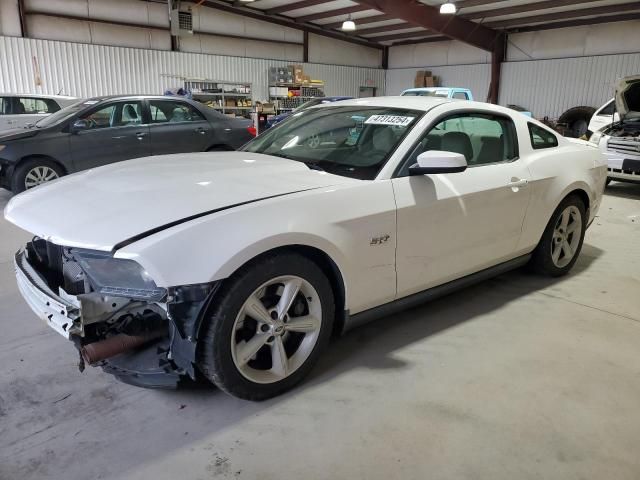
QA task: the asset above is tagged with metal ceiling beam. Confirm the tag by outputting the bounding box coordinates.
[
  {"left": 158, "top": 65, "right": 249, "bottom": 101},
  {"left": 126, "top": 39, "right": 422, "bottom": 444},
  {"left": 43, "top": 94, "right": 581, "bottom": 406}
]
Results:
[
  {"left": 354, "top": 0, "right": 500, "bottom": 51},
  {"left": 390, "top": 36, "right": 454, "bottom": 47},
  {"left": 455, "top": 0, "right": 511, "bottom": 8},
  {"left": 370, "top": 30, "right": 441, "bottom": 42},
  {"left": 200, "top": 0, "right": 383, "bottom": 49},
  {"left": 464, "top": 0, "right": 607, "bottom": 20},
  {"left": 486, "top": 2, "right": 640, "bottom": 29},
  {"left": 508, "top": 11, "right": 640, "bottom": 33},
  {"left": 266, "top": 0, "right": 332, "bottom": 15},
  {"left": 295, "top": 5, "right": 371, "bottom": 23},
  {"left": 351, "top": 22, "right": 413, "bottom": 36},
  {"left": 323, "top": 14, "right": 394, "bottom": 30}
]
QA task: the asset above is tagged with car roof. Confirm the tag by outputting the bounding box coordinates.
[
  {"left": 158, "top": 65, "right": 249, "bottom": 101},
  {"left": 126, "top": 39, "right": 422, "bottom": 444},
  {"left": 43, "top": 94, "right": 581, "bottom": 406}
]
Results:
[
  {"left": 313, "top": 95, "right": 454, "bottom": 111},
  {"left": 0, "top": 93, "right": 77, "bottom": 100},
  {"left": 83, "top": 94, "right": 196, "bottom": 101}
]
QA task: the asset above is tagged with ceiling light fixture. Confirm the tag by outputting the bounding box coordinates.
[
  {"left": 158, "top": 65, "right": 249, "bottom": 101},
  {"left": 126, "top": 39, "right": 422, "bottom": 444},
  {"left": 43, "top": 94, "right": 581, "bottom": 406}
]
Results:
[
  {"left": 342, "top": 15, "right": 356, "bottom": 31},
  {"left": 440, "top": 1, "right": 456, "bottom": 14}
]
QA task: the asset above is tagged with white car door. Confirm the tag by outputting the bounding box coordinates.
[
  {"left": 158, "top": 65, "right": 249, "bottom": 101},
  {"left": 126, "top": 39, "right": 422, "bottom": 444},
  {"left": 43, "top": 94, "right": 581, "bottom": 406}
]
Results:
[{"left": 392, "top": 112, "right": 531, "bottom": 298}]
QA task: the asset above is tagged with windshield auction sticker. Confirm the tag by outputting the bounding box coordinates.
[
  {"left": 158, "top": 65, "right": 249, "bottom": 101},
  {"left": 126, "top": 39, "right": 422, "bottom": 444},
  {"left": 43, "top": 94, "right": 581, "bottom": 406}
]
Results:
[{"left": 365, "top": 115, "right": 415, "bottom": 127}]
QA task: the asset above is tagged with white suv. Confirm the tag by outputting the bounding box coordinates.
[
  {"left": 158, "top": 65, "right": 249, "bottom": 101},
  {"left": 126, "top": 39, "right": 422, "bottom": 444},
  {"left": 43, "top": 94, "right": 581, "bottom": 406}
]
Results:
[
  {"left": 0, "top": 94, "right": 77, "bottom": 132},
  {"left": 590, "top": 76, "right": 640, "bottom": 185}
]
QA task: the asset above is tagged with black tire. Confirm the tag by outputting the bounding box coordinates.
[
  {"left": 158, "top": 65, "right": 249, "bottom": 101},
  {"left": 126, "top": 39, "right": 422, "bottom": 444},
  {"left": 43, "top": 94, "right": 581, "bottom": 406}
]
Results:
[
  {"left": 11, "top": 158, "right": 64, "bottom": 193},
  {"left": 206, "top": 145, "right": 231, "bottom": 152},
  {"left": 558, "top": 106, "right": 596, "bottom": 138},
  {"left": 197, "top": 252, "right": 335, "bottom": 401},
  {"left": 529, "top": 195, "right": 587, "bottom": 277}
]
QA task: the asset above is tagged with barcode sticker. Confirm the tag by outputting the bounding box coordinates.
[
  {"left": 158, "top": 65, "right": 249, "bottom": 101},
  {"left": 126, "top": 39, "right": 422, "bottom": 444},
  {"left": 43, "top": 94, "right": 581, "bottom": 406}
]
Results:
[{"left": 365, "top": 115, "right": 415, "bottom": 127}]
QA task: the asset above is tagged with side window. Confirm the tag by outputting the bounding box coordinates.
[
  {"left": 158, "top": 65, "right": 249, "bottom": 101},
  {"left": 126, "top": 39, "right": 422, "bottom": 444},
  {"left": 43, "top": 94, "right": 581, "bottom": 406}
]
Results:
[
  {"left": 399, "top": 113, "right": 518, "bottom": 176},
  {"left": 0, "top": 97, "right": 10, "bottom": 115},
  {"left": 149, "top": 100, "right": 205, "bottom": 124},
  {"left": 528, "top": 123, "right": 558, "bottom": 149},
  {"left": 18, "top": 97, "right": 57, "bottom": 114},
  {"left": 599, "top": 100, "right": 615, "bottom": 116},
  {"left": 80, "top": 102, "right": 143, "bottom": 129},
  {"left": 452, "top": 91, "right": 469, "bottom": 100}
]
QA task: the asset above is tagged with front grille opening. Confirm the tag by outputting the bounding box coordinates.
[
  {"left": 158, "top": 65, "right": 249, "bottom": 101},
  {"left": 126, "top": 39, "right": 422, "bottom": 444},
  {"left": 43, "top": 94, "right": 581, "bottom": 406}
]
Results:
[{"left": 26, "top": 239, "right": 89, "bottom": 295}]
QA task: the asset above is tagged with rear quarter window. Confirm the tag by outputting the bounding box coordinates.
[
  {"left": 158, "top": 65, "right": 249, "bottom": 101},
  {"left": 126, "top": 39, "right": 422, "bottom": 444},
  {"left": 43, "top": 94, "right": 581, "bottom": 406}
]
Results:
[{"left": 528, "top": 123, "right": 558, "bottom": 149}]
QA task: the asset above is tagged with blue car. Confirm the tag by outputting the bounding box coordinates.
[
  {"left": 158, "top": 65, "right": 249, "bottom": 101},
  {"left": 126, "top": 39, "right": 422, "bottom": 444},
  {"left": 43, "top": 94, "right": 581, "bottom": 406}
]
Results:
[{"left": 267, "top": 96, "right": 353, "bottom": 128}]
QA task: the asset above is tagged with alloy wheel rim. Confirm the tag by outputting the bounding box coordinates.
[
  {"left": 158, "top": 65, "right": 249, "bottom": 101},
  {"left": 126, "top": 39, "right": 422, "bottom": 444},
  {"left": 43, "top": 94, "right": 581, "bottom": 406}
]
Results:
[
  {"left": 231, "top": 275, "right": 322, "bottom": 384},
  {"left": 307, "top": 134, "right": 321, "bottom": 148},
  {"left": 551, "top": 205, "right": 582, "bottom": 268},
  {"left": 24, "top": 166, "right": 58, "bottom": 189}
]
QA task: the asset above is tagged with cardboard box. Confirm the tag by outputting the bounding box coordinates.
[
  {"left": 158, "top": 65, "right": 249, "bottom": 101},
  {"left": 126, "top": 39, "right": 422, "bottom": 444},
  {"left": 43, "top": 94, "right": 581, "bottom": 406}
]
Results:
[
  {"left": 424, "top": 76, "right": 435, "bottom": 87},
  {"left": 225, "top": 99, "right": 236, "bottom": 107}
]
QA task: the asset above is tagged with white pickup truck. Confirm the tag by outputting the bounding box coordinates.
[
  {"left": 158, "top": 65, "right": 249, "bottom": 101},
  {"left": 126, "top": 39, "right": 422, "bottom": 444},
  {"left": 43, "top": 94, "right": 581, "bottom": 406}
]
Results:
[{"left": 589, "top": 76, "right": 640, "bottom": 185}]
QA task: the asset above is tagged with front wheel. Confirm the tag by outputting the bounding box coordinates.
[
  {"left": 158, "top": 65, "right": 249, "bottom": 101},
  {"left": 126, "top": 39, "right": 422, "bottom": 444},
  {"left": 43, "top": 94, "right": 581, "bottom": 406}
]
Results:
[
  {"left": 529, "top": 195, "right": 586, "bottom": 276},
  {"left": 197, "top": 253, "right": 335, "bottom": 400},
  {"left": 12, "top": 158, "right": 64, "bottom": 193}
]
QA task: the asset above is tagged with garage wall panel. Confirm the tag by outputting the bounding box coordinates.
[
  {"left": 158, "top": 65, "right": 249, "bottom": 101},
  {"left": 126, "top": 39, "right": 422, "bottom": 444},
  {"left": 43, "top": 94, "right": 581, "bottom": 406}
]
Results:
[
  {"left": 308, "top": 33, "right": 382, "bottom": 68},
  {"left": 0, "top": 35, "right": 385, "bottom": 101},
  {"left": 508, "top": 21, "right": 640, "bottom": 61},
  {"left": 386, "top": 64, "right": 491, "bottom": 100},
  {"left": 389, "top": 41, "right": 490, "bottom": 69},
  {"left": 0, "top": 0, "right": 21, "bottom": 37},
  {"left": 499, "top": 53, "right": 640, "bottom": 118}
]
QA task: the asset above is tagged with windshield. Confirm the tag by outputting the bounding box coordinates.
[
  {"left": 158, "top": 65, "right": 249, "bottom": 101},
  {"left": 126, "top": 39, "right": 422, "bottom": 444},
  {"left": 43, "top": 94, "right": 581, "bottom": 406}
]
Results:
[
  {"left": 35, "top": 99, "right": 93, "bottom": 128},
  {"left": 403, "top": 90, "right": 447, "bottom": 97},
  {"left": 242, "top": 106, "right": 421, "bottom": 180}
]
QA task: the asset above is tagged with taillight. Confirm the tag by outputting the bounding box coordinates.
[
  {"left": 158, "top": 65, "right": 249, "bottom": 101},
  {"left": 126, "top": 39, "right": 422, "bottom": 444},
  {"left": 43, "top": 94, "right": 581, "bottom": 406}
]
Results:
[{"left": 247, "top": 126, "right": 257, "bottom": 137}]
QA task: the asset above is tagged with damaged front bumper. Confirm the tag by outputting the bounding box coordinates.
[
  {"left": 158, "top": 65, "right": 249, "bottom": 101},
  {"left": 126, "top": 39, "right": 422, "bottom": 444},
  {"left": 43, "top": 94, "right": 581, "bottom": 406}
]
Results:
[{"left": 14, "top": 246, "right": 220, "bottom": 389}]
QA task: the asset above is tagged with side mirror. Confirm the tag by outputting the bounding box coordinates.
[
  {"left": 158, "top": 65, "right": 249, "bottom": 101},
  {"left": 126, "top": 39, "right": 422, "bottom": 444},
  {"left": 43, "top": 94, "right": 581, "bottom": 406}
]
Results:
[
  {"left": 71, "top": 119, "right": 89, "bottom": 133},
  {"left": 408, "top": 150, "right": 468, "bottom": 175}
]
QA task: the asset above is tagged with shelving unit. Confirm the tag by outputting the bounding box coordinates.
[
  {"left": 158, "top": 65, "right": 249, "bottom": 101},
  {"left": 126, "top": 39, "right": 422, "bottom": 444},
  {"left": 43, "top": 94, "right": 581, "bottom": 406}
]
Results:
[
  {"left": 184, "top": 79, "right": 253, "bottom": 117},
  {"left": 268, "top": 83, "right": 325, "bottom": 113}
]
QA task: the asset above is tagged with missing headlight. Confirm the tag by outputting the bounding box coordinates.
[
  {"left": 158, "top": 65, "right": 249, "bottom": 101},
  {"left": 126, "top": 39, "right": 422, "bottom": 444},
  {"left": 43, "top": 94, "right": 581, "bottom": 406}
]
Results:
[{"left": 73, "top": 250, "right": 166, "bottom": 302}]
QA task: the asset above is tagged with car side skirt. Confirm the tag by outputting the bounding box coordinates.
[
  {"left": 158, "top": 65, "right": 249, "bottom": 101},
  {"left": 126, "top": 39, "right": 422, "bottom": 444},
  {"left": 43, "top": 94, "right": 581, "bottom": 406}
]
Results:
[{"left": 343, "top": 254, "right": 532, "bottom": 333}]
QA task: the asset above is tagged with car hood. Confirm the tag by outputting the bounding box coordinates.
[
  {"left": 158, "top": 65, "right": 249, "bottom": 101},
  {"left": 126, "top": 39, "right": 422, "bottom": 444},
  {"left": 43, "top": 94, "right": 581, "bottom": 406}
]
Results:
[
  {"left": 0, "top": 127, "right": 39, "bottom": 141},
  {"left": 615, "top": 75, "right": 640, "bottom": 121},
  {"left": 4, "top": 152, "right": 356, "bottom": 251}
]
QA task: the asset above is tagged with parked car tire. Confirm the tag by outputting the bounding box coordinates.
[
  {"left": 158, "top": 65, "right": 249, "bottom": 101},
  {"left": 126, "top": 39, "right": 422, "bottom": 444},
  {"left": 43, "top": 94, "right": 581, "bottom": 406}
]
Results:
[
  {"left": 11, "top": 158, "right": 64, "bottom": 193},
  {"left": 197, "top": 252, "right": 335, "bottom": 400},
  {"left": 529, "top": 195, "right": 586, "bottom": 277},
  {"left": 558, "top": 106, "right": 596, "bottom": 138}
]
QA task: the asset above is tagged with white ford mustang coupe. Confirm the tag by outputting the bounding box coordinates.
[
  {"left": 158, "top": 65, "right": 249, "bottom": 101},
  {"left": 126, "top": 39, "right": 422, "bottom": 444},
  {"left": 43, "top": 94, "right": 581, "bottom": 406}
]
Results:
[{"left": 5, "top": 97, "right": 606, "bottom": 400}]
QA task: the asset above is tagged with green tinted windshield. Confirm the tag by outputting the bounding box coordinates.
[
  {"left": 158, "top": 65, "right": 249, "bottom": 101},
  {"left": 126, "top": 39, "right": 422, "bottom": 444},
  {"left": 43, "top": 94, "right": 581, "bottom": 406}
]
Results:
[
  {"left": 35, "top": 99, "right": 94, "bottom": 128},
  {"left": 242, "top": 106, "right": 421, "bottom": 180}
]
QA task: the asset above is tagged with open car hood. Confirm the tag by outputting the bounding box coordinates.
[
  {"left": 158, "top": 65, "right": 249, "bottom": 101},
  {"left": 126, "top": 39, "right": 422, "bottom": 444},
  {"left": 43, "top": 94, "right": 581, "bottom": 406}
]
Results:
[
  {"left": 4, "top": 152, "right": 354, "bottom": 251},
  {"left": 615, "top": 75, "right": 640, "bottom": 122}
]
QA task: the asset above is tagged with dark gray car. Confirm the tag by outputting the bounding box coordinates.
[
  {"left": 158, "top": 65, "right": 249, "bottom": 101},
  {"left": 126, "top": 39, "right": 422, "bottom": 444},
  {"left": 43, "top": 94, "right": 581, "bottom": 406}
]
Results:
[{"left": 0, "top": 95, "right": 255, "bottom": 192}]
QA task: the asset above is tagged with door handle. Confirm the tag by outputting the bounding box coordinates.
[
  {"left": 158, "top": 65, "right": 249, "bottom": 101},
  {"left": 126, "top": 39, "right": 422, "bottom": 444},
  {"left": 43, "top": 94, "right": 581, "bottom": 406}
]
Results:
[
  {"left": 508, "top": 178, "right": 529, "bottom": 190},
  {"left": 194, "top": 127, "right": 207, "bottom": 134},
  {"left": 136, "top": 132, "right": 147, "bottom": 140}
]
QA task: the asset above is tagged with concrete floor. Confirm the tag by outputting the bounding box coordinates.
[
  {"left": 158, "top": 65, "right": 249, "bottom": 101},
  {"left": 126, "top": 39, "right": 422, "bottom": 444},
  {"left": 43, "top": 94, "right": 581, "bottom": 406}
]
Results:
[{"left": 0, "top": 184, "right": 639, "bottom": 480}]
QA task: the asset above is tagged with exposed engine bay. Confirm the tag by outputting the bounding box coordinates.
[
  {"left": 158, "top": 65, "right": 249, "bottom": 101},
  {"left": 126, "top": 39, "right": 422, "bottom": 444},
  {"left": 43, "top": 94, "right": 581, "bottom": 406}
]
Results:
[
  {"left": 605, "top": 121, "right": 640, "bottom": 138},
  {"left": 17, "top": 237, "right": 218, "bottom": 388}
]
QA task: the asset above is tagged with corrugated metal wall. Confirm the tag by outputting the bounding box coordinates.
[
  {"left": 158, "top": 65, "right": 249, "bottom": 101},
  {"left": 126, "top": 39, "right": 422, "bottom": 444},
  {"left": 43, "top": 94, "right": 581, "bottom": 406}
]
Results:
[
  {"left": 0, "top": 35, "right": 385, "bottom": 101},
  {"left": 385, "top": 64, "right": 491, "bottom": 100},
  {"left": 499, "top": 53, "right": 640, "bottom": 118}
]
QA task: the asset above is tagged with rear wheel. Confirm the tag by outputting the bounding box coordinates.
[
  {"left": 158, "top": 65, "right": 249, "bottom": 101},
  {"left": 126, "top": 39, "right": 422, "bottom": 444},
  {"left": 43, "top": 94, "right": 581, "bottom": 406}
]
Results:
[
  {"left": 12, "top": 158, "right": 64, "bottom": 193},
  {"left": 197, "top": 253, "right": 334, "bottom": 400},
  {"left": 529, "top": 195, "right": 586, "bottom": 276}
]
